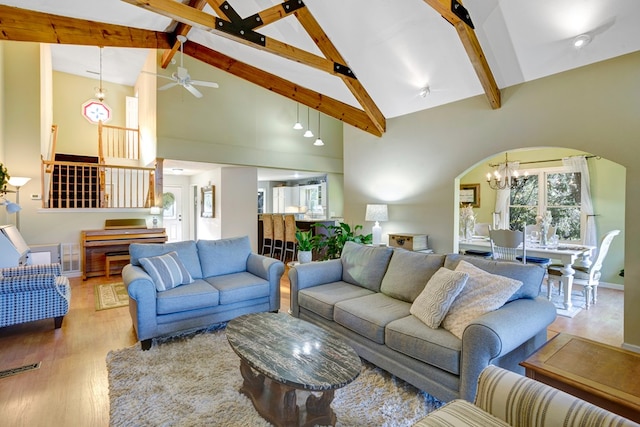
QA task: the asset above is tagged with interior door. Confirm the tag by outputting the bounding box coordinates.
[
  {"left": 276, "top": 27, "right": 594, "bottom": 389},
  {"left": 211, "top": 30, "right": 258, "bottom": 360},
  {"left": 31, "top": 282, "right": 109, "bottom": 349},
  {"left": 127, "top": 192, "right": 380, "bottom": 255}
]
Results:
[{"left": 163, "top": 185, "right": 182, "bottom": 242}]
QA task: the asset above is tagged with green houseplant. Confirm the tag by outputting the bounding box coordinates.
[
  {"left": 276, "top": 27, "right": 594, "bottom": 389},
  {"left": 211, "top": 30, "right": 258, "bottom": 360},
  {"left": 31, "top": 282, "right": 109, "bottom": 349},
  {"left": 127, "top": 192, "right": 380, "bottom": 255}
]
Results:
[
  {"left": 295, "top": 228, "right": 316, "bottom": 263},
  {"left": 314, "top": 222, "right": 372, "bottom": 260},
  {"left": 0, "top": 163, "right": 10, "bottom": 194}
]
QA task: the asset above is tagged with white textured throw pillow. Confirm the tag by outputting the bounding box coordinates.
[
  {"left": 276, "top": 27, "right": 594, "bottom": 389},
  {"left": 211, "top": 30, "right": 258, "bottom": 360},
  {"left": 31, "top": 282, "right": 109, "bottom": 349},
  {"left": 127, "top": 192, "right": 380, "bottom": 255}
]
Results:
[
  {"left": 139, "top": 251, "right": 194, "bottom": 292},
  {"left": 441, "top": 260, "right": 522, "bottom": 339},
  {"left": 410, "top": 267, "right": 469, "bottom": 329}
]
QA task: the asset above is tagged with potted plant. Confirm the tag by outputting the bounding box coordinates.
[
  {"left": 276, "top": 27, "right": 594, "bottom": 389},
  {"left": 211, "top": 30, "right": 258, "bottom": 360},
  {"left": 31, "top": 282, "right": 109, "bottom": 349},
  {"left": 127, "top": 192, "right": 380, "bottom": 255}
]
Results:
[
  {"left": 0, "top": 163, "right": 10, "bottom": 194},
  {"left": 313, "top": 222, "right": 373, "bottom": 260},
  {"left": 295, "top": 228, "right": 315, "bottom": 264}
]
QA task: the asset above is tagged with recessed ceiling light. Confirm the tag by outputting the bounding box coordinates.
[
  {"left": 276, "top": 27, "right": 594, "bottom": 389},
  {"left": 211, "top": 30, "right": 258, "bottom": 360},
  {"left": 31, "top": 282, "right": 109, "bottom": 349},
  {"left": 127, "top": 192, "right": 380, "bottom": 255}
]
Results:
[
  {"left": 419, "top": 85, "right": 430, "bottom": 98},
  {"left": 573, "top": 34, "right": 591, "bottom": 49}
]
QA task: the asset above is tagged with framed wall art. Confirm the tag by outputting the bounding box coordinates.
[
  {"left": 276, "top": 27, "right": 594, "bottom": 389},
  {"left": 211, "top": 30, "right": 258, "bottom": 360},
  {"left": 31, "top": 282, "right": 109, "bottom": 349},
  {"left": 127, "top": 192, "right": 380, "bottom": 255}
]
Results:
[
  {"left": 460, "top": 183, "right": 480, "bottom": 208},
  {"left": 201, "top": 185, "right": 214, "bottom": 218}
]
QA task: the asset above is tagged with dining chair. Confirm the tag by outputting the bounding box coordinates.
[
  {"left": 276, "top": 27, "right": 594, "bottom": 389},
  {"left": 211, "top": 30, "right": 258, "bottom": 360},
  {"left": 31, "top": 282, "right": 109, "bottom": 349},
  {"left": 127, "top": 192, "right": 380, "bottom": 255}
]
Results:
[
  {"left": 489, "top": 228, "right": 551, "bottom": 267},
  {"left": 271, "top": 214, "right": 285, "bottom": 260},
  {"left": 260, "top": 214, "right": 274, "bottom": 256},
  {"left": 547, "top": 229, "right": 620, "bottom": 309},
  {"left": 473, "top": 222, "right": 491, "bottom": 237},
  {"left": 282, "top": 214, "right": 297, "bottom": 263}
]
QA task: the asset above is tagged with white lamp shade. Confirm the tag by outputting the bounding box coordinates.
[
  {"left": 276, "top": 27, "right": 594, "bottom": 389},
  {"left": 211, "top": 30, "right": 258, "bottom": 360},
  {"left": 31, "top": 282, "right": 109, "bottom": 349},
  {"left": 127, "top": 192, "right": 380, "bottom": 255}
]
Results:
[
  {"left": 365, "top": 204, "right": 388, "bottom": 222},
  {"left": 8, "top": 177, "right": 31, "bottom": 187},
  {"left": 150, "top": 206, "right": 162, "bottom": 215}
]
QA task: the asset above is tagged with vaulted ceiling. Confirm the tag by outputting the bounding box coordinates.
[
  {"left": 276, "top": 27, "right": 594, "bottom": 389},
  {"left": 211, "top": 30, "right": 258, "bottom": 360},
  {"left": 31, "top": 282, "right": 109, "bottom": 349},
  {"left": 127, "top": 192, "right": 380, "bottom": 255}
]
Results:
[{"left": 1, "top": 0, "right": 639, "bottom": 137}]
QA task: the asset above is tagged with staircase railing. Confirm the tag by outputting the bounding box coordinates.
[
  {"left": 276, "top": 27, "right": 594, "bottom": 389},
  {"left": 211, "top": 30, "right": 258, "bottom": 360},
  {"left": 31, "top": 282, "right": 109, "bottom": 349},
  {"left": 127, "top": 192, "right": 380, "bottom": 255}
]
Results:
[
  {"left": 98, "top": 122, "right": 140, "bottom": 161},
  {"left": 41, "top": 160, "right": 158, "bottom": 209}
]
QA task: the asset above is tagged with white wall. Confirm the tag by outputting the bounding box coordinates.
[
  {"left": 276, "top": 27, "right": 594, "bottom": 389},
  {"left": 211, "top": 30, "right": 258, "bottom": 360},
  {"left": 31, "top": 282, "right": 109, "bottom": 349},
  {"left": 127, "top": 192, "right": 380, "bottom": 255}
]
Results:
[{"left": 343, "top": 52, "right": 640, "bottom": 349}]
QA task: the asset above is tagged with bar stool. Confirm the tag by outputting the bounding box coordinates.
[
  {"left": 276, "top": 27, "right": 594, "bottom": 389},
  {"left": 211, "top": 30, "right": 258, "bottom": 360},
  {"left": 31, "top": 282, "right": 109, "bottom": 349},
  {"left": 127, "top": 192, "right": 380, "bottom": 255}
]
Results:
[
  {"left": 260, "top": 214, "right": 274, "bottom": 256},
  {"left": 271, "top": 214, "right": 285, "bottom": 260},
  {"left": 282, "top": 214, "right": 297, "bottom": 263}
]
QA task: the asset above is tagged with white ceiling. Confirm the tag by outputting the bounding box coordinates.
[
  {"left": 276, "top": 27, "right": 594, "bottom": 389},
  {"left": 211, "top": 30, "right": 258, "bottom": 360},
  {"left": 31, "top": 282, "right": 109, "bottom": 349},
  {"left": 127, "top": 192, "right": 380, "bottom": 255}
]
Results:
[{"left": 3, "top": 0, "right": 639, "bottom": 119}]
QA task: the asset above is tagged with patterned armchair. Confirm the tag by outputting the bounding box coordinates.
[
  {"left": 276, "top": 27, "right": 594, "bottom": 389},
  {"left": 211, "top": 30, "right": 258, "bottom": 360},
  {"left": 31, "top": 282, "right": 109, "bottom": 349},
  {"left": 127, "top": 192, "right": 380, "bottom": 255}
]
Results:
[{"left": 0, "top": 263, "right": 71, "bottom": 329}]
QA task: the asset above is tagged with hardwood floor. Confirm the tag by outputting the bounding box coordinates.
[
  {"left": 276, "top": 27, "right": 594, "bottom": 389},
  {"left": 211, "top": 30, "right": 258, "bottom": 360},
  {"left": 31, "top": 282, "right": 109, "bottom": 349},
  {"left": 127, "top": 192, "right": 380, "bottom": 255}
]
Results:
[{"left": 0, "top": 268, "right": 624, "bottom": 426}]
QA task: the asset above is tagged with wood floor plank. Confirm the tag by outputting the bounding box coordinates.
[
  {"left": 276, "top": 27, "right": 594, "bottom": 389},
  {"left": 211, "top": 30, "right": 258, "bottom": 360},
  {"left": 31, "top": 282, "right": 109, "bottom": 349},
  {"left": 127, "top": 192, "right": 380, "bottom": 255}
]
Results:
[{"left": 0, "top": 268, "right": 625, "bottom": 426}]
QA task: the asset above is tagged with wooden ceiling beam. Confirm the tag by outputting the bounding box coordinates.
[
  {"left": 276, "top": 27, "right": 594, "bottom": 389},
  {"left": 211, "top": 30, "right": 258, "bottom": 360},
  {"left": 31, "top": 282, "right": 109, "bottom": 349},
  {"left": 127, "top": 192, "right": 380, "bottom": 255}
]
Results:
[
  {"left": 124, "top": 0, "right": 339, "bottom": 75},
  {"left": 422, "top": 0, "right": 501, "bottom": 109},
  {"left": 294, "top": 7, "right": 385, "bottom": 136},
  {"left": 0, "top": 5, "right": 172, "bottom": 49},
  {"left": 160, "top": 0, "right": 209, "bottom": 69},
  {"left": 184, "top": 41, "right": 383, "bottom": 137}
]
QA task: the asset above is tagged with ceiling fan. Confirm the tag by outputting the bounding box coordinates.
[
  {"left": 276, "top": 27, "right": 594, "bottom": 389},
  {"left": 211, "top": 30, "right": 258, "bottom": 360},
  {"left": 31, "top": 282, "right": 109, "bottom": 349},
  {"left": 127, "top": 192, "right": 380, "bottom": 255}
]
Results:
[{"left": 145, "top": 35, "right": 219, "bottom": 98}]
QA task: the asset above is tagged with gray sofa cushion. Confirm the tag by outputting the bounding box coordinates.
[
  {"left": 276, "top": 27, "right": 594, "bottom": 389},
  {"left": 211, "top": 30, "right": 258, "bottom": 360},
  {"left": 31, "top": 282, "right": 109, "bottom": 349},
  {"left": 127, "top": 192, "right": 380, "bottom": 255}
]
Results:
[
  {"left": 298, "top": 281, "right": 374, "bottom": 320},
  {"left": 205, "top": 272, "right": 270, "bottom": 305},
  {"left": 340, "top": 241, "right": 393, "bottom": 292},
  {"left": 334, "top": 293, "right": 411, "bottom": 344},
  {"left": 197, "top": 236, "right": 252, "bottom": 277},
  {"left": 444, "top": 254, "right": 545, "bottom": 301},
  {"left": 380, "top": 250, "right": 446, "bottom": 302},
  {"left": 130, "top": 240, "right": 203, "bottom": 279},
  {"left": 385, "top": 315, "right": 462, "bottom": 375},
  {"left": 156, "top": 279, "right": 219, "bottom": 314}
]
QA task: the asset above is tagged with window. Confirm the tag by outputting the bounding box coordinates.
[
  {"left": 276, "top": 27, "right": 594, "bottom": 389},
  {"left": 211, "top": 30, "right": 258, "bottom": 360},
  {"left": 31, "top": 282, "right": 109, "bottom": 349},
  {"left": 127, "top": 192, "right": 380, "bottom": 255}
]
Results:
[{"left": 509, "top": 167, "right": 582, "bottom": 241}]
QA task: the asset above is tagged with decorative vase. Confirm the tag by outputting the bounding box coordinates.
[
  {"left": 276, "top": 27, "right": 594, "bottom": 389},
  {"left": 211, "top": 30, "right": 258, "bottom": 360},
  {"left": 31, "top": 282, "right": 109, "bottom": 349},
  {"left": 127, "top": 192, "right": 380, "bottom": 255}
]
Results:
[
  {"left": 465, "top": 218, "right": 475, "bottom": 241},
  {"left": 298, "top": 250, "right": 312, "bottom": 264}
]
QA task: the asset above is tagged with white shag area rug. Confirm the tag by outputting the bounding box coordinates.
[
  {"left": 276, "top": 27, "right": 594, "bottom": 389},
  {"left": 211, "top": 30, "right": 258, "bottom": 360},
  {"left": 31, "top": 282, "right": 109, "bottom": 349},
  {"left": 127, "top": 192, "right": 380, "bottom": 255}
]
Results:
[{"left": 107, "top": 330, "right": 443, "bottom": 427}]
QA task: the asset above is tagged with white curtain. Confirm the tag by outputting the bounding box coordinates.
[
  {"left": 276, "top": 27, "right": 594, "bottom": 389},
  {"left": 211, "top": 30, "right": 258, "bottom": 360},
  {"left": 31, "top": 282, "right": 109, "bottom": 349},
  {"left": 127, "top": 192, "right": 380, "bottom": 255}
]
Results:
[
  {"left": 493, "top": 160, "right": 519, "bottom": 229},
  {"left": 563, "top": 156, "right": 597, "bottom": 247}
]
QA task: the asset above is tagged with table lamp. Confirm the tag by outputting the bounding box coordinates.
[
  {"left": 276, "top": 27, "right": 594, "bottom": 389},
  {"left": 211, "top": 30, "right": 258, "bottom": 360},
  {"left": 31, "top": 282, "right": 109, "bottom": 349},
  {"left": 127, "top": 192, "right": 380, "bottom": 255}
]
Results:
[
  {"left": 150, "top": 206, "right": 162, "bottom": 227},
  {"left": 365, "top": 204, "right": 388, "bottom": 245}
]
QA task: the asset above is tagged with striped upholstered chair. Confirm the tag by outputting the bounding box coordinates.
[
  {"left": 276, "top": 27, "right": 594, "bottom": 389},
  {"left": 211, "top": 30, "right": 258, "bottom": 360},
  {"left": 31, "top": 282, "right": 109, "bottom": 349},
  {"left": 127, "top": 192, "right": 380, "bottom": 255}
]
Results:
[
  {"left": 414, "top": 365, "right": 639, "bottom": 426},
  {"left": 0, "top": 263, "right": 71, "bottom": 329}
]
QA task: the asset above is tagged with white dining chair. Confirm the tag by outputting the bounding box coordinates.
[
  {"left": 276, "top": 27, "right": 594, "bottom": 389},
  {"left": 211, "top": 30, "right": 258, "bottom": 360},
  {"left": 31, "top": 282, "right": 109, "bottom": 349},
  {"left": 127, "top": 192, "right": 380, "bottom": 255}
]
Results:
[{"left": 547, "top": 229, "right": 620, "bottom": 309}]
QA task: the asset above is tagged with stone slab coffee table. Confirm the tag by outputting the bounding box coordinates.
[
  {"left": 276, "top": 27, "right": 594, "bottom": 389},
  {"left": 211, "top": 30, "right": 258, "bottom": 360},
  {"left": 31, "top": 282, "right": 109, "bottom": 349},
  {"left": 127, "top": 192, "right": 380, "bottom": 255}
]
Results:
[{"left": 226, "top": 312, "right": 362, "bottom": 427}]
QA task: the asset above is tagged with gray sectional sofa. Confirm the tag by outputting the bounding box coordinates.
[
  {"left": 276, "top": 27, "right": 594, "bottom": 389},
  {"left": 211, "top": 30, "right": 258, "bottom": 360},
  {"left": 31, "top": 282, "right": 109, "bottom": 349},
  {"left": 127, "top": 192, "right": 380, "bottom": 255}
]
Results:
[
  {"left": 289, "top": 242, "right": 557, "bottom": 402},
  {"left": 123, "top": 235, "right": 284, "bottom": 350}
]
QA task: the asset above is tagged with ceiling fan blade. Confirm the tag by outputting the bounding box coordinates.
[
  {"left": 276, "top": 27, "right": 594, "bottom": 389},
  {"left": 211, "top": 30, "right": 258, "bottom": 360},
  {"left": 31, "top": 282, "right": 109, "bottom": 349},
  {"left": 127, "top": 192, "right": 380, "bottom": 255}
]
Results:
[
  {"left": 190, "top": 80, "right": 219, "bottom": 88},
  {"left": 158, "top": 82, "right": 179, "bottom": 91},
  {"left": 183, "top": 83, "right": 203, "bottom": 98}
]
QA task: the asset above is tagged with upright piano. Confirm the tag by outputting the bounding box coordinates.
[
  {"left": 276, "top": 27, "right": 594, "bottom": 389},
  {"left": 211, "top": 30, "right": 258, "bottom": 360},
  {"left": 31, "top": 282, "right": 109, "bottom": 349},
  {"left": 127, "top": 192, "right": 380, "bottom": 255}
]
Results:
[{"left": 81, "top": 219, "right": 167, "bottom": 280}]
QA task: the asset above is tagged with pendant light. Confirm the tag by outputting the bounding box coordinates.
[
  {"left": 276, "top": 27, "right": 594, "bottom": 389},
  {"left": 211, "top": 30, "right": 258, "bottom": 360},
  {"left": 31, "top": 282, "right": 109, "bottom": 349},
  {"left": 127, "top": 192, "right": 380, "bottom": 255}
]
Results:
[
  {"left": 314, "top": 111, "right": 324, "bottom": 146},
  {"left": 303, "top": 107, "right": 314, "bottom": 138},
  {"left": 95, "top": 47, "right": 106, "bottom": 102},
  {"left": 293, "top": 103, "right": 303, "bottom": 130}
]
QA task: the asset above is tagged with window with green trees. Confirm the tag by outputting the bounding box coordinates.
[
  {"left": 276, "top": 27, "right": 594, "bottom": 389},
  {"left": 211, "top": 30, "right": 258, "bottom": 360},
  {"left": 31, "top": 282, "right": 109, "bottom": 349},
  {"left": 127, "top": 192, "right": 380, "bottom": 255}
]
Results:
[{"left": 509, "top": 168, "right": 582, "bottom": 241}]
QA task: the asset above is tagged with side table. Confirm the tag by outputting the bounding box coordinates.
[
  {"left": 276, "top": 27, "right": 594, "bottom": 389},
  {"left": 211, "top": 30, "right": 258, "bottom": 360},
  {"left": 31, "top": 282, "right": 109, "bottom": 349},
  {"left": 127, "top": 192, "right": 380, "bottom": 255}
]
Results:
[{"left": 520, "top": 333, "right": 640, "bottom": 422}]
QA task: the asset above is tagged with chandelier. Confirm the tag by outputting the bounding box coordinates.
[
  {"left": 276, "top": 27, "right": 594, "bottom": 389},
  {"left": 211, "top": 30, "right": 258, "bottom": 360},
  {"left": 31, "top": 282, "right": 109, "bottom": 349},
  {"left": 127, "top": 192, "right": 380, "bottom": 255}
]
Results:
[{"left": 486, "top": 153, "right": 529, "bottom": 190}]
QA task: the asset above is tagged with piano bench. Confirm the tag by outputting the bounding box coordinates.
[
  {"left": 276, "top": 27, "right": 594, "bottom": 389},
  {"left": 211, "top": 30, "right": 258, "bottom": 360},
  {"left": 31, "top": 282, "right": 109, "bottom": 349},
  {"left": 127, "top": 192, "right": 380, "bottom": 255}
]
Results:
[{"left": 105, "top": 251, "right": 130, "bottom": 279}]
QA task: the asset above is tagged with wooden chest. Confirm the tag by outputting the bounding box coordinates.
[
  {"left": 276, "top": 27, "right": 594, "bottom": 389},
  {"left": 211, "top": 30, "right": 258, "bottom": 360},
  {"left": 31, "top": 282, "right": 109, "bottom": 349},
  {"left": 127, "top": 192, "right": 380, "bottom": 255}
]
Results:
[{"left": 389, "top": 233, "right": 429, "bottom": 251}]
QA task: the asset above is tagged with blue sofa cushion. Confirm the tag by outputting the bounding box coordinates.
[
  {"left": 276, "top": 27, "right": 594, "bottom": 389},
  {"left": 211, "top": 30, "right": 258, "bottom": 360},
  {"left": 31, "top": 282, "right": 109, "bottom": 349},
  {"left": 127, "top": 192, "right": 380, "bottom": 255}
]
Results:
[
  {"left": 139, "top": 251, "right": 193, "bottom": 291},
  {"left": 340, "top": 241, "right": 393, "bottom": 292},
  {"left": 334, "top": 293, "right": 411, "bottom": 344},
  {"left": 444, "top": 254, "right": 545, "bottom": 301},
  {"left": 385, "top": 315, "right": 462, "bottom": 375},
  {"left": 156, "top": 279, "right": 219, "bottom": 315},
  {"left": 205, "top": 272, "right": 270, "bottom": 305},
  {"left": 197, "top": 236, "right": 252, "bottom": 278},
  {"left": 298, "top": 281, "right": 374, "bottom": 320},
  {"left": 129, "top": 240, "right": 203, "bottom": 279},
  {"left": 380, "top": 250, "right": 446, "bottom": 302}
]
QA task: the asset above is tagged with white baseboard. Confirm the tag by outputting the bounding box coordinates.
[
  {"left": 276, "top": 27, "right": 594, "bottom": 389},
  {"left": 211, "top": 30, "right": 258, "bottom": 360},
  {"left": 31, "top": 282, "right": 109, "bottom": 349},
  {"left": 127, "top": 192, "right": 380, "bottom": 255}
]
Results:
[
  {"left": 598, "top": 281, "right": 624, "bottom": 291},
  {"left": 621, "top": 342, "right": 640, "bottom": 354}
]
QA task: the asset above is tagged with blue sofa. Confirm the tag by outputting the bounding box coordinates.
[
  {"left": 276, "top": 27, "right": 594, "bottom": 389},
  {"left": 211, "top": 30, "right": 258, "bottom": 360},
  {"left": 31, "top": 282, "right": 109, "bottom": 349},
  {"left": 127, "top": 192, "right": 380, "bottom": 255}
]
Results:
[
  {"left": 0, "top": 263, "right": 71, "bottom": 329},
  {"left": 122, "top": 236, "right": 284, "bottom": 350},
  {"left": 289, "top": 242, "right": 557, "bottom": 402}
]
